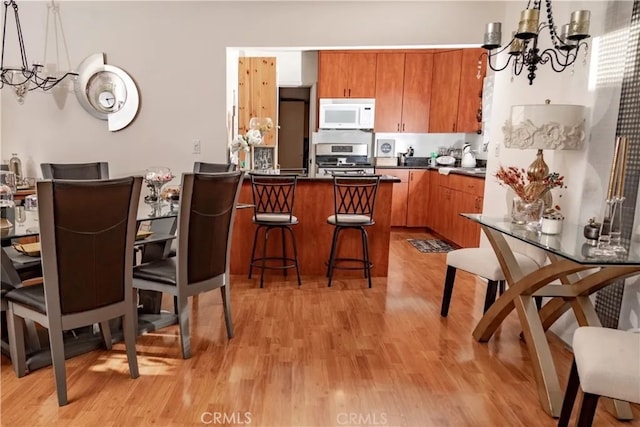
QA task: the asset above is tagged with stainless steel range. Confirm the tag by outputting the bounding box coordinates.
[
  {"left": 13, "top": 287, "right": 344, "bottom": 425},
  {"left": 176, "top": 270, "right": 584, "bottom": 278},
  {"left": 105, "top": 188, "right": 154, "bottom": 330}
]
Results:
[
  {"left": 311, "top": 130, "right": 374, "bottom": 177},
  {"left": 314, "top": 143, "right": 375, "bottom": 177}
]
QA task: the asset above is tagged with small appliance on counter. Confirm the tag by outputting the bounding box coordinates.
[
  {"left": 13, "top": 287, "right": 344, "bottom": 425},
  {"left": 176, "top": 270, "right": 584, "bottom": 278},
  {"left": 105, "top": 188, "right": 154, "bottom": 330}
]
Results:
[
  {"left": 375, "top": 138, "right": 398, "bottom": 167},
  {"left": 461, "top": 143, "right": 477, "bottom": 168}
]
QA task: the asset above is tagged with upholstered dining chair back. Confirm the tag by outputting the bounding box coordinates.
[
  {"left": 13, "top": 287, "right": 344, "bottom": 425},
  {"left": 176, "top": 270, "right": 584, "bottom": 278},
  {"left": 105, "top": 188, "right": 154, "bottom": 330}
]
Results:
[
  {"left": 332, "top": 174, "right": 380, "bottom": 220},
  {"left": 178, "top": 171, "right": 244, "bottom": 285},
  {"left": 5, "top": 176, "right": 142, "bottom": 406},
  {"left": 132, "top": 171, "right": 243, "bottom": 358},
  {"left": 40, "top": 162, "right": 110, "bottom": 180},
  {"left": 193, "top": 162, "right": 236, "bottom": 173}
]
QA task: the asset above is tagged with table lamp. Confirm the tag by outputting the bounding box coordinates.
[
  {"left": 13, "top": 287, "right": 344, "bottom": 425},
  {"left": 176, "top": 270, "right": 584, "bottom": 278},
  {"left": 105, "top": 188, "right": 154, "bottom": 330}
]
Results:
[{"left": 502, "top": 100, "right": 586, "bottom": 209}]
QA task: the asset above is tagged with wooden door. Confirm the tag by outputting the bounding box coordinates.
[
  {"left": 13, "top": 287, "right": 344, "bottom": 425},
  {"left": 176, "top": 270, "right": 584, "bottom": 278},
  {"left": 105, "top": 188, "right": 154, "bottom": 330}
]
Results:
[
  {"left": 429, "top": 50, "right": 463, "bottom": 133},
  {"left": 456, "top": 48, "right": 486, "bottom": 133},
  {"left": 318, "top": 52, "right": 349, "bottom": 98},
  {"left": 401, "top": 53, "right": 433, "bottom": 133},
  {"left": 406, "top": 170, "right": 430, "bottom": 227},
  {"left": 278, "top": 101, "right": 305, "bottom": 169},
  {"left": 377, "top": 169, "right": 408, "bottom": 226},
  {"left": 374, "top": 53, "right": 405, "bottom": 132},
  {"left": 347, "top": 53, "right": 377, "bottom": 98}
]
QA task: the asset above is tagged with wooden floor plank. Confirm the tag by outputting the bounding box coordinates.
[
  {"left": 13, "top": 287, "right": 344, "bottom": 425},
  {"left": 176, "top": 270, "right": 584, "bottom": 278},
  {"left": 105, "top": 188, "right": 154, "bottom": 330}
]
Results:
[{"left": 1, "top": 229, "right": 637, "bottom": 426}]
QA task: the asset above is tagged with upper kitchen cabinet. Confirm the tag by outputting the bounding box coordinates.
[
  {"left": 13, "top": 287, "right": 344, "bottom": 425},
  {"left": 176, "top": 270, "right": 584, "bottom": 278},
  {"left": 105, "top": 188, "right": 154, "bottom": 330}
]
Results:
[
  {"left": 375, "top": 52, "right": 433, "bottom": 133},
  {"left": 429, "top": 48, "right": 487, "bottom": 133},
  {"left": 456, "top": 48, "right": 486, "bottom": 133},
  {"left": 429, "top": 50, "right": 463, "bottom": 133},
  {"left": 318, "top": 51, "right": 377, "bottom": 98}
]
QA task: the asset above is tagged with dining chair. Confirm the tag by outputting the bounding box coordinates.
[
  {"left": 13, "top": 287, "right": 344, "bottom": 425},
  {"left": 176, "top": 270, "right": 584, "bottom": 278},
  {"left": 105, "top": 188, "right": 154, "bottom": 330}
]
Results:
[
  {"left": 5, "top": 176, "right": 142, "bottom": 406},
  {"left": 248, "top": 173, "right": 302, "bottom": 288},
  {"left": 440, "top": 247, "right": 543, "bottom": 316},
  {"left": 40, "top": 162, "right": 109, "bottom": 180},
  {"left": 193, "top": 162, "right": 236, "bottom": 173},
  {"left": 558, "top": 326, "right": 640, "bottom": 427},
  {"left": 132, "top": 171, "right": 243, "bottom": 359},
  {"left": 326, "top": 174, "right": 381, "bottom": 288}
]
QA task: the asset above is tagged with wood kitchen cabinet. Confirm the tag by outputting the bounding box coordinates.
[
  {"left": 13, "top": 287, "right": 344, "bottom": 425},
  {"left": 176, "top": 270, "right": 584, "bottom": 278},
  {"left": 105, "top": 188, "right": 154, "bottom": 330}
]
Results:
[
  {"left": 429, "top": 173, "right": 485, "bottom": 247},
  {"left": 374, "top": 52, "right": 433, "bottom": 133},
  {"left": 376, "top": 169, "right": 430, "bottom": 227},
  {"left": 429, "top": 50, "right": 462, "bottom": 133},
  {"left": 456, "top": 48, "right": 487, "bottom": 133},
  {"left": 318, "top": 51, "right": 377, "bottom": 98},
  {"left": 429, "top": 48, "right": 487, "bottom": 133}
]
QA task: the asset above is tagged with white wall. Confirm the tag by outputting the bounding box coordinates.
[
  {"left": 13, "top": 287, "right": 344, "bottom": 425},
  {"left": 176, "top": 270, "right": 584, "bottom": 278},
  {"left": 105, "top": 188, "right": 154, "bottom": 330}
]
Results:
[{"left": 1, "top": 1, "right": 505, "bottom": 181}]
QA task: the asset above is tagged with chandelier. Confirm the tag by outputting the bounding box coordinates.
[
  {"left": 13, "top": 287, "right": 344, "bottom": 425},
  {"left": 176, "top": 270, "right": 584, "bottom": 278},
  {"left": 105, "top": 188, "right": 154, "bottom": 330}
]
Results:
[
  {"left": 481, "top": 0, "right": 591, "bottom": 85},
  {"left": 1, "top": 0, "right": 78, "bottom": 103}
]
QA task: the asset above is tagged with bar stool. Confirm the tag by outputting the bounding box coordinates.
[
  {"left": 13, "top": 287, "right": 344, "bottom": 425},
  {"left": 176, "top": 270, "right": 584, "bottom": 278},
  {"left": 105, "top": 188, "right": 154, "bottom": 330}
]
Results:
[
  {"left": 248, "top": 174, "right": 301, "bottom": 288},
  {"left": 326, "top": 174, "right": 380, "bottom": 288}
]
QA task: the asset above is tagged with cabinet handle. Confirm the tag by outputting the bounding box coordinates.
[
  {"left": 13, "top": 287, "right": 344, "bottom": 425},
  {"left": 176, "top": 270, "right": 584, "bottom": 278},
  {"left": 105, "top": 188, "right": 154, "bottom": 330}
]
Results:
[
  {"left": 452, "top": 123, "right": 456, "bottom": 132},
  {"left": 402, "top": 123, "right": 405, "bottom": 131},
  {"left": 397, "top": 123, "right": 400, "bottom": 131},
  {"left": 348, "top": 88, "right": 351, "bottom": 97},
  {"left": 343, "top": 89, "right": 346, "bottom": 97}
]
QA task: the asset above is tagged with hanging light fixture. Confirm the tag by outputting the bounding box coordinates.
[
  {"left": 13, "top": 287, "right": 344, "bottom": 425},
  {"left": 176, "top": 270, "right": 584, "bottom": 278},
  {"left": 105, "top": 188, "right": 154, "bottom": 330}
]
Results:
[
  {"left": 481, "top": 0, "right": 591, "bottom": 85},
  {"left": 1, "top": 0, "right": 77, "bottom": 103}
]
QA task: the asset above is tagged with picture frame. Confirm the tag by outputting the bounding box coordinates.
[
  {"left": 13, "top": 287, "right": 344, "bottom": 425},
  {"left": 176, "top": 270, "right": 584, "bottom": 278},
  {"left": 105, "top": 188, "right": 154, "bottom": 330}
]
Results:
[{"left": 251, "top": 145, "right": 276, "bottom": 171}]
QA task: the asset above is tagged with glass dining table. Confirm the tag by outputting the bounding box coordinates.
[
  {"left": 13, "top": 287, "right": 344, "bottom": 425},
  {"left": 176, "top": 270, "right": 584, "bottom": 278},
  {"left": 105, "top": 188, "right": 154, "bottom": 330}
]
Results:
[{"left": 463, "top": 214, "right": 640, "bottom": 420}]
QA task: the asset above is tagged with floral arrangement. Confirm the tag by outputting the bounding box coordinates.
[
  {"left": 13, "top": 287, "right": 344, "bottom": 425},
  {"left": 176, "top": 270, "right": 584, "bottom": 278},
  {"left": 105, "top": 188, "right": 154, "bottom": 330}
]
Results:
[
  {"left": 231, "top": 129, "right": 263, "bottom": 153},
  {"left": 495, "top": 165, "right": 565, "bottom": 205}
]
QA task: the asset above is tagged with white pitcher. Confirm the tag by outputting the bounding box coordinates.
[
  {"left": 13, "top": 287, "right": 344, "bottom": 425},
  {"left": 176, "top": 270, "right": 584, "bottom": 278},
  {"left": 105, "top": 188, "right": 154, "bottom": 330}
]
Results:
[{"left": 461, "top": 143, "right": 476, "bottom": 168}]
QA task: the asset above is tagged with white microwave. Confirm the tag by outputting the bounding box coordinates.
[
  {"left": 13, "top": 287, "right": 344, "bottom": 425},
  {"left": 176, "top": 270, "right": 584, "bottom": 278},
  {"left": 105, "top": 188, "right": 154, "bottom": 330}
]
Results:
[{"left": 318, "top": 98, "right": 375, "bottom": 130}]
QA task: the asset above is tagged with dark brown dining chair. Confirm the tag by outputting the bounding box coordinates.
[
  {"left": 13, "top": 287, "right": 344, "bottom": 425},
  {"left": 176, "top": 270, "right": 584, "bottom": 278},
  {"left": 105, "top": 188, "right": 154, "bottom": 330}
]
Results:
[
  {"left": 193, "top": 162, "right": 236, "bottom": 173},
  {"left": 40, "top": 162, "right": 109, "bottom": 180},
  {"left": 5, "top": 176, "right": 142, "bottom": 406},
  {"left": 132, "top": 171, "right": 243, "bottom": 359}
]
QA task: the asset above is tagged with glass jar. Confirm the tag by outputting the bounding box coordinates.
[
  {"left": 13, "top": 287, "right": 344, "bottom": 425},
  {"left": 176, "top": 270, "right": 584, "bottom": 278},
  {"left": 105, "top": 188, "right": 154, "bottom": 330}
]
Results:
[
  {"left": 9, "top": 153, "right": 22, "bottom": 184},
  {"left": 511, "top": 197, "right": 544, "bottom": 230}
]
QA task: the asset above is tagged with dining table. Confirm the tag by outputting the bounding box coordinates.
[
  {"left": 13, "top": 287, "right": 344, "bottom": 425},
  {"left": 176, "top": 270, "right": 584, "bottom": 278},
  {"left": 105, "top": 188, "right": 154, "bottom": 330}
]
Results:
[{"left": 463, "top": 214, "right": 640, "bottom": 420}]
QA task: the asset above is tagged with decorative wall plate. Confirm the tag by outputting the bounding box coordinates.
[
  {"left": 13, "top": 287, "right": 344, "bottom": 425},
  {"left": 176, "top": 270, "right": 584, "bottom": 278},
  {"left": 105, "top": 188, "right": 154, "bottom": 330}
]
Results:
[{"left": 74, "top": 53, "right": 139, "bottom": 131}]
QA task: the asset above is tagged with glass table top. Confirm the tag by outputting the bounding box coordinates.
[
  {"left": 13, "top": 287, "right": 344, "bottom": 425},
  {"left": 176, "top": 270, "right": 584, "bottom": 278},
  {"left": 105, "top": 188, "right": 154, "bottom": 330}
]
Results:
[{"left": 463, "top": 214, "right": 640, "bottom": 266}]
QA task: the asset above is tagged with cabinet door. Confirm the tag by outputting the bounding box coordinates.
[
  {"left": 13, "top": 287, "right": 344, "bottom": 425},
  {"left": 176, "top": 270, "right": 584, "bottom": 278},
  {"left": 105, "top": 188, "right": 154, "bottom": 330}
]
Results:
[
  {"left": 347, "top": 53, "right": 377, "bottom": 98},
  {"left": 374, "top": 53, "right": 405, "bottom": 132},
  {"left": 401, "top": 53, "right": 433, "bottom": 133},
  {"left": 426, "top": 170, "right": 440, "bottom": 230},
  {"left": 318, "top": 52, "right": 349, "bottom": 98},
  {"left": 449, "top": 189, "right": 464, "bottom": 246},
  {"left": 377, "top": 169, "right": 408, "bottom": 227},
  {"left": 456, "top": 48, "right": 486, "bottom": 133},
  {"left": 406, "top": 170, "right": 430, "bottom": 227},
  {"left": 429, "top": 50, "right": 463, "bottom": 133}
]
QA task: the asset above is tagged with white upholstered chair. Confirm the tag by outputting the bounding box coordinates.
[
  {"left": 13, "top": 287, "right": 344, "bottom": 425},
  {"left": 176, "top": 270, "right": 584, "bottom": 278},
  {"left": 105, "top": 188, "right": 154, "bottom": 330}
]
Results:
[
  {"left": 440, "top": 247, "right": 543, "bottom": 316},
  {"left": 558, "top": 326, "right": 640, "bottom": 427}
]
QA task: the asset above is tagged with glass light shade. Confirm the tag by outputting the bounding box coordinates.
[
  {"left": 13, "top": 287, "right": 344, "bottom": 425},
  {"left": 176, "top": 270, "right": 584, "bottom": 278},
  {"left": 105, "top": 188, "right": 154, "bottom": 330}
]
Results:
[
  {"left": 0, "top": 184, "right": 14, "bottom": 208},
  {"left": 249, "top": 117, "right": 274, "bottom": 134}
]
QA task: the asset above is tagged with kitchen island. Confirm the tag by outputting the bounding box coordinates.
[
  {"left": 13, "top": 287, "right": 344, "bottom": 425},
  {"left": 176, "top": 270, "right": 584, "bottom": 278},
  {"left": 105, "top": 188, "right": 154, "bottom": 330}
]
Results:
[{"left": 230, "top": 176, "right": 398, "bottom": 277}]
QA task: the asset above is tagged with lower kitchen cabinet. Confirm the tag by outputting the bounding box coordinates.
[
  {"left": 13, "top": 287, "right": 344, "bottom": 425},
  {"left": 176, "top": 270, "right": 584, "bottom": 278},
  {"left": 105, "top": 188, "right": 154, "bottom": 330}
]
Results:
[
  {"left": 376, "top": 169, "right": 430, "bottom": 227},
  {"left": 429, "top": 172, "right": 485, "bottom": 247}
]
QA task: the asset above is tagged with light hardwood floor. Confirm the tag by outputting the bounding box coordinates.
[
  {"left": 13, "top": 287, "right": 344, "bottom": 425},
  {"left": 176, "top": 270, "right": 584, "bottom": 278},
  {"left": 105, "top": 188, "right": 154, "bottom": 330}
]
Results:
[{"left": 1, "top": 230, "right": 637, "bottom": 426}]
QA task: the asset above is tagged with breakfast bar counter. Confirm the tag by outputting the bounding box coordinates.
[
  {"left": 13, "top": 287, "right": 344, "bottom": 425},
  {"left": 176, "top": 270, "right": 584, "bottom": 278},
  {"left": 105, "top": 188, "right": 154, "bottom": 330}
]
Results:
[{"left": 230, "top": 176, "right": 397, "bottom": 277}]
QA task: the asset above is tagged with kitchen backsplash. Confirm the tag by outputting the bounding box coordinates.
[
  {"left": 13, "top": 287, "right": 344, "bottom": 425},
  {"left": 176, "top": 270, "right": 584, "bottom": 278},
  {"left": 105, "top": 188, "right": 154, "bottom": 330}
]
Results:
[{"left": 374, "top": 132, "right": 486, "bottom": 160}]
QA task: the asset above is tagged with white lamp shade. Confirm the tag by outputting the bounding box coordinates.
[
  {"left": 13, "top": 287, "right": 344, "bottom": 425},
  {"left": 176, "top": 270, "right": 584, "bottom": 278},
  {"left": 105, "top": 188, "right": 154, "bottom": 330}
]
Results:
[{"left": 503, "top": 104, "right": 586, "bottom": 150}]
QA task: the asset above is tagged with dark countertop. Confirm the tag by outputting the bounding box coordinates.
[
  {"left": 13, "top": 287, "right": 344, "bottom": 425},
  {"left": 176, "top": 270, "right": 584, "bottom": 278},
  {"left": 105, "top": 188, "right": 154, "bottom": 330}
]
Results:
[{"left": 375, "top": 165, "right": 487, "bottom": 179}]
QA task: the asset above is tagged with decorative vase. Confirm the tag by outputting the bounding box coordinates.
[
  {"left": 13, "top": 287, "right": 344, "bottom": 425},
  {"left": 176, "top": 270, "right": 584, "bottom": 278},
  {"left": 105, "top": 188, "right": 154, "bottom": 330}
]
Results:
[{"left": 511, "top": 197, "right": 544, "bottom": 229}]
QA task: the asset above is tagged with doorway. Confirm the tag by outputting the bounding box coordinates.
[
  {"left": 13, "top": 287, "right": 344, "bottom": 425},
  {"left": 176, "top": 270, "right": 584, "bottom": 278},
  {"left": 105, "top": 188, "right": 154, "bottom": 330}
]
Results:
[{"left": 278, "top": 87, "right": 310, "bottom": 171}]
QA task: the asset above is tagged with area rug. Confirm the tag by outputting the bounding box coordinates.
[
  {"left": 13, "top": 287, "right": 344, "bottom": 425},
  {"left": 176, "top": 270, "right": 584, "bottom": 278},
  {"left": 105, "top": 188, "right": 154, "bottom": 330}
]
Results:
[{"left": 407, "top": 239, "right": 456, "bottom": 253}]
